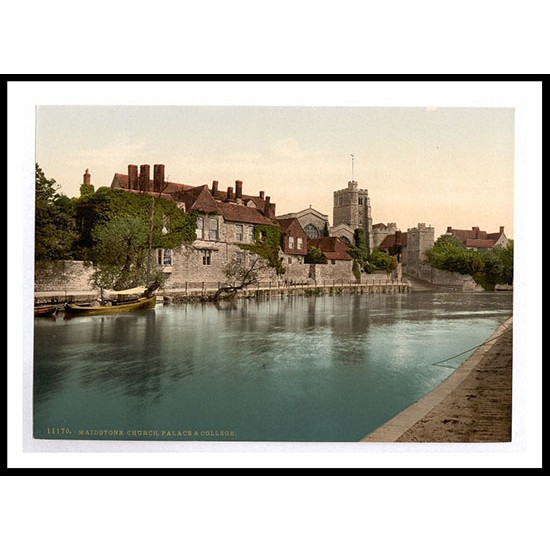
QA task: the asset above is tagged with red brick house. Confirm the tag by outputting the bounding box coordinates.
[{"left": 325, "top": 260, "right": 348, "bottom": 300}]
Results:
[
  {"left": 308, "top": 237, "right": 353, "bottom": 265},
  {"left": 445, "top": 226, "right": 509, "bottom": 250},
  {"left": 277, "top": 218, "right": 308, "bottom": 265}
]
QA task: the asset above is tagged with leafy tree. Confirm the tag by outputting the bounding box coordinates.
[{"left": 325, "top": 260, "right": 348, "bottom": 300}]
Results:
[
  {"left": 305, "top": 245, "right": 325, "bottom": 264},
  {"left": 80, "top": 183, "right": 95, "bottom": 197},
  {"left": 212, "top": 255, "right": 269, "bottom": 302},
  {"left": 322, "top": 222, "right": 330, "bottom": 237},
  {"left": 239, "top": 224, "right": 285, "bottom": 275},
  {"left": 35, "top": 164, "right": 77, "bottom": 261},
  {"left": 90, "top": 216, "right": 150, "bottom": 291},
  {"left": 364, "top": 248, "right": 398, "bottom": 274}
]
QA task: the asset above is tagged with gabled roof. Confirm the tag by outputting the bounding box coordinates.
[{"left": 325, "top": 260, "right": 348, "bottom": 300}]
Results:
[
  {"left": 217, "top": 202, "right": 274, "bottom": 225},
  {"left": 176, "top": 185, "right": 219, "bottom": 213},
  {"left": 277, "top": 207, "right": 329, "bottom": 222},
  {"left": 308, "top": 237, "right": 352, "bottom": 261},
  {"left": 276, "top": 217, "right": 307, "bottom": 236},
  {"left": 372, "top": 223, "right": 388, "bottom": 229},
  {"left": 378, "top": 232, "right": 407, "bottom": 249}
]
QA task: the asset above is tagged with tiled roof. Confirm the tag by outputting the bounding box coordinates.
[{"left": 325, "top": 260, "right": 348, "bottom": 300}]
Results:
[
  {"left": 176, "top": 185, "right": 219, "bottom": 213},
  {"left": 464, "top": 239, "right": 498, "bottom": 248},
  {"left": 447, "top": 228, "right": 488, "bottom": 242},
  {"left": 309, "top": 237, "right": 352, "bottom": 261},
  {"left": 217, "top": 202, "right": 274, "bottom": 225},
  {"left": 372, "top": 223, "right": 388, "bottom": 229},
  {"left": 378, "top": 232, "right": 407, "bottom": 249}
]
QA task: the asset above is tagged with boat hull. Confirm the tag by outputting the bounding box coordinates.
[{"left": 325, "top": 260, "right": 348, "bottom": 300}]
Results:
[
  {"left": 34, "top": 305, "right": 58, "bottom": 317},
  {"left": 64, "top": 296, "right": 156, "bottom": 316}
]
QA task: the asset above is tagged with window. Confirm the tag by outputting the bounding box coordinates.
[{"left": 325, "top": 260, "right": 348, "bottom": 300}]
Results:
[
  {"left": 236, "top": 224, "right": 244, "bottom": 241},
  {"left": 288, "top": 257, "right": 292, "bottom": 264},
  {"left": 247, "top": 226, "right": 255, "bottom": 242},
  {"left": 359, "top": 197, "right": 363, "bottom": 205},
  {"left": 202, "top": 250, "right": 212, "bottom": 265},
  {"left": 156, "top": 249, "right": 172, "bottom": 270},
  {"left": 209, "top": 218, "right": 219, "bottom": 241},
  {"left": 297, "top": 237, "right": 303, "bottom": 250},
  {"left": 196, "top": 217, "right": 204, "bottom": 239},
  {"left": 288, "top": 236, "right": 295, "bottom": 249},
  {"left": 331, "top": 259, "right": 336, "bottom": 265},
  {"left": 304, "top": 224, "right": 319, "bottom": 239}
]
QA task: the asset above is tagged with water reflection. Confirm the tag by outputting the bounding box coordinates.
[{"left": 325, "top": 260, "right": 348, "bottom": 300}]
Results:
[{"left": 33, "top": 292, "right": 513, "bottom": 441}]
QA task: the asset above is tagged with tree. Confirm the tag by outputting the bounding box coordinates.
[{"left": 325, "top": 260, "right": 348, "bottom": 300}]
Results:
[
  {"left": 90, "top": 216, "right": 150, "bottom": 291},
  {"left": 212, "top": 255, "right": 269, "bottom": 301},
  {"left": 305, "top": 245, "right": 325, "bottom": 264},
  {"left": 35, "top": 164, "right": 77, "bottom": 261},
  {"left": 322, "top": 222, "right": 330, "bottom": 237}
]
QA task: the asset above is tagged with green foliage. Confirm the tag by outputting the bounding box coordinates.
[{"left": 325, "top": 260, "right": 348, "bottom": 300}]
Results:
[
  {"left": 73, "top": 187, "right": 196, "bottom": 259},
  {"left": 348, "top": 228, "right": 369, "bottom": 267},
  {"left": 322, "top": 222, "right": 330, "bottom": 237},
  {"left": 91, "top": 216, "right": 150, "bottom": 290},
  {"left": 80, "top": 183, "right": 95, "bottom": 197},
  {"left": 240, "top": 224, "right": 285, "bottom": 275},
  {"left": 426, "top": 235, "right": 513, "bottom": 288},
  {"left": 364, "top": 248, "right": 398, "bottom": 274},
  {"left": 305, "top": 245, "right": 325, "bottom": 264},
  {"left": 35, "top": 164, "right": 78, "bottom": 261}
]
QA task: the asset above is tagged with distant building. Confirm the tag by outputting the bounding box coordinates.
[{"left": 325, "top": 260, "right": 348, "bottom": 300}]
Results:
[
  {"left": 276, "top": 218, "right": 308, "bottom": 266},
  {"left": 330, "top": 223, "right": 355, "bottom": 246},
  {"left": 308, "top": 237, "right": 353, "bottom": 265},
  {"left": 333, "top": 181, "right": 373, "bottom": 253},
  {"left": 372, "top": 222, "right": 399, "bottom": 249},
  {"left": 445, "top": 226, "right": 509, "bottom": 250},
  {"left": 277, "top": 207, "right": 329, "bottom": 239}
]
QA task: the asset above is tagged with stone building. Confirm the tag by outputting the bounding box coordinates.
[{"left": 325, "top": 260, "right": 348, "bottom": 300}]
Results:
[
  {"left": 402, "top": 223, "right": 435, "bottom": 276},
  {"left": 372, "top": 222, "right": 399, "bottom": 249},
  {"left": 333, "top": 181, "right": 373, "bottom": 253},
  {"left": 277, "top": 207, "right": 329, "bottom": 239},
  {"left": 111, "top": 164, "right": 278, "bottom": 286},
  {"left": 330, "top": 223, "right": 355, "bottom": 246},
  {"left": 276, "top": 218, "right": 308, "bottom": 265},
  {"left": 445, "top": 226, "right": 509, "bottom": 250}
]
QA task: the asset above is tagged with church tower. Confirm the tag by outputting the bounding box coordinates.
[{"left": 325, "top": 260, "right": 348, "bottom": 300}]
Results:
[{"left": 333, "top": 180, "right": 374, "bottom": 252}]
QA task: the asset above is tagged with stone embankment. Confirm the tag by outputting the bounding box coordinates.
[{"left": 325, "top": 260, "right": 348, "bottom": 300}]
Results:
[{"left": 362, "top": 317, "right": 513, "bottom": 443}]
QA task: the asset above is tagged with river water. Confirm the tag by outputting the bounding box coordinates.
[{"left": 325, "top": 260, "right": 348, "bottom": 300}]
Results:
[{"left": 33, "top": 291, "right": 513, "bottom": 442}]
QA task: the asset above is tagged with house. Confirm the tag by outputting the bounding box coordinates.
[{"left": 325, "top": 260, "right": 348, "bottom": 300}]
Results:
[
  {"left": 378, "top": 230, "right": 408, "bottom": 263},
  {"left": 308, "top": 237, "right": 353, "bottom": 264},
  {"left": 276, "top": 218, "right": 308, "bottom": 266},
  {"left": 445, "top": 226, "right": 509, "bottom": 250},
  {"left": 372, "top": 222, "right": 399, "bottom": 249},
  {"left": 111, "top": 164, "right": 278, "bottom": 285}
]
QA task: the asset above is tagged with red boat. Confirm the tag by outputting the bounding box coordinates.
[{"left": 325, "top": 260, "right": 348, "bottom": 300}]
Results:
[{"left": 34, "top": 305, "right": 58, "bottom": 317}]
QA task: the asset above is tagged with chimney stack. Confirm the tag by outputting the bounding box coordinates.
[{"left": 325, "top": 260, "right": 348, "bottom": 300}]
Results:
[
  {"left": 227, "top": 186, "right": 234, "bottom": 201},
  {"left": 499, "top": 226, "right": 505, "bottom": 234},
  {"left": 446, "top": 226, "right": 452, "bottom": 233},
  {"left": 153, "top": 164, "right": 165, "bottom": 193},
  {"left": 139, "top": 164, "right": 151, "bottom": 192},
  {"left": 472, "top": 226, "right": 480, "bottom": 238},
  {"left": 264, "top": 196, "right": 271, "bottom": 216},
  {"left": 128, "top": 165, "right": 138, "bottom": 189},
  {"left": 235, "top": 180, "right": 243, "bottom": 200},
  {"left": 259, "top": 190, "right": 265, "bottom": 200},
  {"left": 212, "top": 180, "right": 219, "bottom": 195},
  {"left": 83, "top": 169, "right": 91, "bottom": 185}
]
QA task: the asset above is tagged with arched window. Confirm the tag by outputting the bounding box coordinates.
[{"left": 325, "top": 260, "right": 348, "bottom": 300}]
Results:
[
  {"left": 340, "top": 235, "right": 351, "bottom": 245},
  {"left": 304, "top": 224, "right": 320, "bottom": 239}
]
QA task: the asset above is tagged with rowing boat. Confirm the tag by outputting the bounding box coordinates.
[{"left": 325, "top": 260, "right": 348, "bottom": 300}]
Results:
[
  {"left": 34, "top": 305, "right": 58, "bottom": 317},
  {"left": 64, "top": 296, "right": 156, "bottom": 316}
]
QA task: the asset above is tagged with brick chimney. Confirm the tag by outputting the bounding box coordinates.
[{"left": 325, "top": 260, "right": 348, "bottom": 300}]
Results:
[
  {"left": 139, "top": 164, "right": 151, "bottom": 192},
  {"left": 264, "top": 196, "right": 271, "bottom": 216},
  {"left": 153, "top": 164, "right": 165, "bottom": 193},
  {"left": 499, "top": 226, "right": 505, "bottom": 234},
  {"left": 128, "top": 165, "right": 138, "bottom": 190},
  {"left": 212, "top": 180, "right": 219, "bottom": 194},
  {"left": 395, "top": 230, "right": 402, "bottom": 246},
  {"left": 226, "top": 186, "right": 234, "bottom": 201},
  {"left": 259, "top": 190, "right": 265, "bottom": 200},
  {"left": 446, "top": 226, "right": 452, "bottom": 233},
  {"left": 472, "top": 226, "right": 480, "bottom": 238},
  {"left": 83, "top": 169, "right": 91, "bottom": 185},
  {"left": 235, "top": 180, "right": 243, "bottom": 200}
]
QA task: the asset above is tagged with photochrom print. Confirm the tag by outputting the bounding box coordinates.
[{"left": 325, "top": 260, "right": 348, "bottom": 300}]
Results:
[{"left": 32, "top": 104, "right": 514, "bottom": 444}]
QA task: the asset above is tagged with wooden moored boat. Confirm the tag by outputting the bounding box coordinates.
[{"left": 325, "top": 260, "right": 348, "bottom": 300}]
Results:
[
  {"left": 64, "top": 295, "right": 156, "bottom": 316},
  {"left": 34, "top": 305, "right": 58, "bottom": 317}
]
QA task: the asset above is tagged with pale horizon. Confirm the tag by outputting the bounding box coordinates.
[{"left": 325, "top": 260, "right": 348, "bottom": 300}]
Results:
[{"left": 36, "top": 105, "right": 515, "bottom": 240}]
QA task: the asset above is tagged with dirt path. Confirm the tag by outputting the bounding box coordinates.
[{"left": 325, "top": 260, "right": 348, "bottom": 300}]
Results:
[{"left": 363, "top": 319, "right": 513, "bottom": 442}]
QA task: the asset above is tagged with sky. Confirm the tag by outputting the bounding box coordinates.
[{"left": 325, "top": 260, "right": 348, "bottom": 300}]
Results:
[{"left": 36, "top": 105, "right": 514, "bottom": 239}]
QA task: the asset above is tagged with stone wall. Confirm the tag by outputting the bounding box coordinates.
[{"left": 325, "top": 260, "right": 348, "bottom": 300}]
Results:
[
  {"left": 34, "top": 261, "right": 95, "bottom": 292},
  {"left": 407, "top": 263, "right": 484, "bottom": 291},
  {"left": 309, "top": 262, "right": 354, "bottom": 285}
]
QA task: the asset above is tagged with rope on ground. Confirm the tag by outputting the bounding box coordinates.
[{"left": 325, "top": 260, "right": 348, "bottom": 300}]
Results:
[{"left": 432, "top": 334, "right": 503, "bottom": 368}]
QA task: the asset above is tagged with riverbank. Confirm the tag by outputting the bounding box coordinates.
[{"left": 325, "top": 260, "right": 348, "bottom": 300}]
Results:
[{"left": 362, "top": 316, "right": 513, "bottom": 442}]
